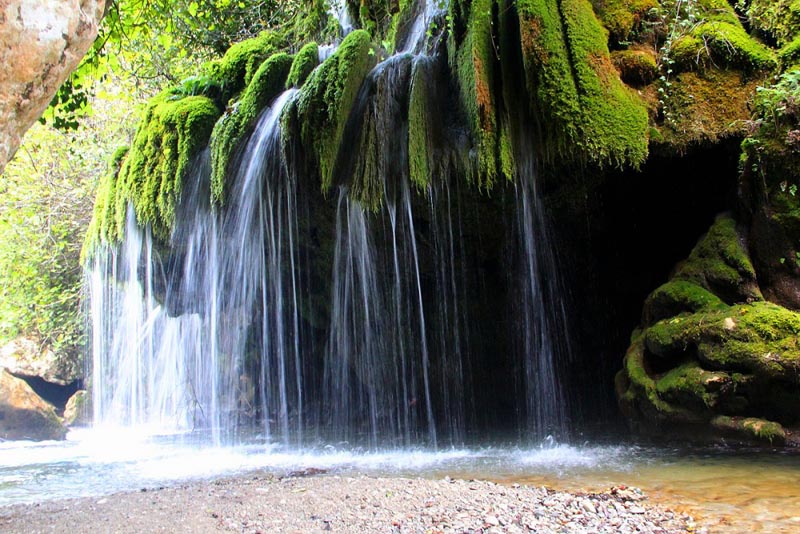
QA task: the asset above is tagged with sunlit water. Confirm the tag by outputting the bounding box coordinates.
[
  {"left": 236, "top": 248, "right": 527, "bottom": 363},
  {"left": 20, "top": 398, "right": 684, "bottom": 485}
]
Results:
[{"left": 2, "top": 430, "right": 799, "bottom": 532}]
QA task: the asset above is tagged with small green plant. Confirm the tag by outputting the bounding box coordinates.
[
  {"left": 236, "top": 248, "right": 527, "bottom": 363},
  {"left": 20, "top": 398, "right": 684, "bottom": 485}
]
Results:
[{"left": 655, "top": 0, "right": 703, "bottom": 126}]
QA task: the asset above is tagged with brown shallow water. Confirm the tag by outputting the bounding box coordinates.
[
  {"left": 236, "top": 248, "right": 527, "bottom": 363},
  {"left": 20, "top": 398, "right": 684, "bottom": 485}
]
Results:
[{"left": 484, "top": 450, "right": 800, "bottom": 533}]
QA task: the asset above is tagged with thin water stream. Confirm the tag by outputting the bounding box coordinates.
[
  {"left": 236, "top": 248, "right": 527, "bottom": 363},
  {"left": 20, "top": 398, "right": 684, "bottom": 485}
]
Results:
[{"left": 1, "top": 430, "right": 798, "bottom": 533}]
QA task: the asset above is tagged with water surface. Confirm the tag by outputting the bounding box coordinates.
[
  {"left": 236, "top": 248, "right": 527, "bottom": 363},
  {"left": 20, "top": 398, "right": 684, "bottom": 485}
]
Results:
[{"left": 2, "top": 429, "right": 798, "bottom": 533}]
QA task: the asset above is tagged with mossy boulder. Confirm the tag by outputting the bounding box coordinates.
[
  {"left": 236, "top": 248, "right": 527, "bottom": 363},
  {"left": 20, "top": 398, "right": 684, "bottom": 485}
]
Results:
[
  {"left": 204, "top": 31, "right": 289, "bottom": 101},
  {"left": 592, "top": 0, "right": 658, "bottom": 46},
  {"left": 210, "top": 52, "right": 294, "bottom": 205},
  {"left": 283, "top": 29, "right": 378, "bottom": 194},
  {"left": 617, "top": 214, "right": 800, "bottom": 445},
  {"left": 287, "top": 42, "right": 320, "bottom": 89}
]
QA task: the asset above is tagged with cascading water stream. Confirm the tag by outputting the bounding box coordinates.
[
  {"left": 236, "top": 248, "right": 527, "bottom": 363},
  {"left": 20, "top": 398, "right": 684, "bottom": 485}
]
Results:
[
  {"left": 89, "top": 90, "right": 305, "bottom": 445},
  {"left": 87, "top": 0, "right": 572, "bottom": 450}
]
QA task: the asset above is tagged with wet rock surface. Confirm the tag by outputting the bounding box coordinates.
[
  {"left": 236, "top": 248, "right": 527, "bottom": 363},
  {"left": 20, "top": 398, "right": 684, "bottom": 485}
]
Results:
[{"left": 0, "top": 475, "right": 694, "bottom": 533}]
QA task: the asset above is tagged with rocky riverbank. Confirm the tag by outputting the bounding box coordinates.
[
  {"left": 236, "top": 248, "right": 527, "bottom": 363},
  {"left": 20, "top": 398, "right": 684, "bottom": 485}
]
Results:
[{"left": 0, "top": 474, "right": 695, "bottom": 533}]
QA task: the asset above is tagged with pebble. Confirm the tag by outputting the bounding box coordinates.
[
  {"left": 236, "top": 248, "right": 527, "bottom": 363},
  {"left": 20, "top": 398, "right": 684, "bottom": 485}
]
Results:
[{"left": 0, "top": 475, "right": 695, "bottom": 534}]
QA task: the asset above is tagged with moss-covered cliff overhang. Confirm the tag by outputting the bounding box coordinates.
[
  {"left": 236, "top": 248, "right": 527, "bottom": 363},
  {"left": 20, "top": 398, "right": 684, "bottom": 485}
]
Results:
[{"left": 85, "top": 92, "right": 221, "bottom": 249}]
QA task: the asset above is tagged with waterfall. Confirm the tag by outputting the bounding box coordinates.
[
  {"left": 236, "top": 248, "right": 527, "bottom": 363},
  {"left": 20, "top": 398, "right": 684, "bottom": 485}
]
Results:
[
  {"left": 400, "top": 0, "right": 448, "bottom": 54},
  {"left": 87, "top": 0, "right": 573, "bottom": 449},
  {"left": 90, "top": 90, "right": 305, "bottom": 444},
  {"left": 328, "top": 0, "right": 353, "bottom": 37},
  {"left": 514, "top": 172, "right": 571, "bottom": 440}
]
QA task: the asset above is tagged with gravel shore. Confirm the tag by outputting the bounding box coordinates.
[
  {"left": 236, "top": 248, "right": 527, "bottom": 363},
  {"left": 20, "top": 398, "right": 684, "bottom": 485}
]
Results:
[{"left": 0, "top": 473, "right": 696, "bottom": 533}]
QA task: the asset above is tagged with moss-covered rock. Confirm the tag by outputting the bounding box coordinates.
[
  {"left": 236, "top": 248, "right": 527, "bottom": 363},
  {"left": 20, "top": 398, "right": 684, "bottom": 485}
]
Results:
[
  {"left": 670, "top": 214, "right": 762, "bottom": 303},
  {"left": 117, "top": 93, "right": 221, "bottom": 241},
  {"left": 84, "top": 146, "right": 129, "bottom": 254},
  {"left": 517, "top": 0, "right": 649, "bottom": 169},
  {"left": 210, "top": 52, "right": 293, "bottom": 205},
  {"left": 85, "top": 92, "right": 221, "bottom": 246},
  {"left": 285, "top": 29, "right": 378, "bottom": 194},
  {"left": 711, "top": 415, "right": 787, "bottom": 445},
  {"left": 204, "top": 31, "right": 289, "bottom": 102},
  {"left": 592, "top": 0, "right": 658, "bottom": 46},
  {"left": 670, "top": 22, "right": 776, "bottom": 73},
  {"left": 653, "top": 69, "right": 764, "bottom": 152},
  {"left": 287, "top": 42, "right": 320, "bottom": 88},
  {"left": 611, "top": 48, "right": 658, "bottom": 86},
  {"left": 618, "top": 211, "right": 800, "bottom": 445},
  {"left": 643, "top": 279, "right": 726, "bottom": 325},
  {"left": 449, "top": 0, "right": 512, "bottom": 190}
]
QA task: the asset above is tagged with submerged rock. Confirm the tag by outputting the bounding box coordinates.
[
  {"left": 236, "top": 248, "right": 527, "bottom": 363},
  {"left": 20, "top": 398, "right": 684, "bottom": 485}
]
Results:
[{"left": 0, "top": 369, "right": 66, "bottom": 441}]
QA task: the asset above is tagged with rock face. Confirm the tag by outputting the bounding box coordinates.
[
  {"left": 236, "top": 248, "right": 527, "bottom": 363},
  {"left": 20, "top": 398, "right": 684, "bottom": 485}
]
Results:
[
  {"left": 63, "top": 389, "right": 89, "bottom": 426},
  {"left": 0, "top": 0, "right": 106, "bottom": 172},
  {"left": 0, "top": 337, "right": 81, "bottom": 386},
  {"left": 0, "top": 369, "right": 67, "bottom": 440}
]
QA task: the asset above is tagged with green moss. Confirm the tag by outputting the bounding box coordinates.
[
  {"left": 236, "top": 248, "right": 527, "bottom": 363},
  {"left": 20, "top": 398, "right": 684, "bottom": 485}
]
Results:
[
  {"left": 611, "top": 49, "right": 658, "bottom": 86},
  {"left": 517, "top": 0, "right": 649, "bottom": 169},
  {"left": 672, "top": 214, "right": 761, "bottom": 302},
  {"left": 83, "top": 146, "right": 129, "bottom": 257},
  {"left": 210, "top": 53, "right": 293, "bottom": 205},
  {"left": 711, "top": 415, "right": 787, "bottom": 444},
  {"left": 288, "top": 29, "right": 378, "bottom": 194},
  {"left": 102, "top": 93, "right": 220, "bottom": 242},
  {"left": 672, "top": 21, "right": 777, "bottom": 72},
  {"left": 204, "top": 31, "right": 288, "bottom": 101},
  {"left": 654, "top": 69, "right": 763, "bottom": 151},
  {"left": 644, "top": 280, "right": 726, "bottom": 325},
  {"left": 645, "top": 302, "right": 800, "bottom": 381},
  {"left": 287, "top": 42, "right": 320, "bottom": 88},
  {"left": 450, "top": 0, "right": 508, "bottom": 190},
  {"left": 745, "top": 0, "right": 800, "bottom": 48},
  {"left": 655, "top": 361, "right": 729, "bottom": 411},
  {"left": 591, "top": 0, "right": 658, "bottom": 45},
  {"left": 619, "top": 335, "right": 700, "bottom": 420},
  {"left": 408, "top": 59, "right": 432, "bottom": 193}
]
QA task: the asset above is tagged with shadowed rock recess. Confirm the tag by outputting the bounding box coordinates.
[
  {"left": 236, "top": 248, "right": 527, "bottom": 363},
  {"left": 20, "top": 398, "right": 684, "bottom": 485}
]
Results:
[{"left": 83, "top": 0, "right": 800, "bottom": 445}]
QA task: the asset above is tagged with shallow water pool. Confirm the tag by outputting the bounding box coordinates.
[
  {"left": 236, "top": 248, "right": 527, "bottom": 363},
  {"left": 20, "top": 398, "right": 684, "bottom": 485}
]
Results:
[{"left": 1, "top": 429, "right": 798, "bottom": 532}]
